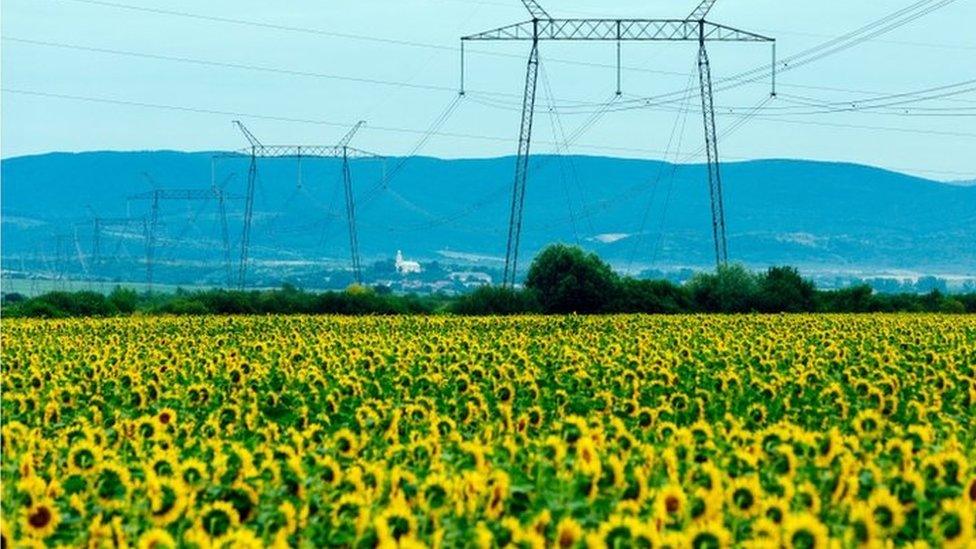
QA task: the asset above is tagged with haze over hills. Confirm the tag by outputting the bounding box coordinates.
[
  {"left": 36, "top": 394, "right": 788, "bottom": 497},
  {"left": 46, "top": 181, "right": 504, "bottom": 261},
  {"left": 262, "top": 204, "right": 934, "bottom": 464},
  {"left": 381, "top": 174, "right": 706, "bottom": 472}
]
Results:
[{"left": 2, "top": 151, "right": 975, "bottom": 285}]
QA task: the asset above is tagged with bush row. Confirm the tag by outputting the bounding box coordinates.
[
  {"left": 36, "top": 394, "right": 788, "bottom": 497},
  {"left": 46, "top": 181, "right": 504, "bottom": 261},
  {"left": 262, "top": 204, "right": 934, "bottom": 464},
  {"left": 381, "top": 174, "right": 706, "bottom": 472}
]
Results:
[
  {"left": 2, "top": 285, "right": 442, "bottom": 318},
  {"left": 451, "top": 245, "right": 976, "bottom": 315},
  {"left": 3, "top": 245, "right": 973, "bottom": 317}
]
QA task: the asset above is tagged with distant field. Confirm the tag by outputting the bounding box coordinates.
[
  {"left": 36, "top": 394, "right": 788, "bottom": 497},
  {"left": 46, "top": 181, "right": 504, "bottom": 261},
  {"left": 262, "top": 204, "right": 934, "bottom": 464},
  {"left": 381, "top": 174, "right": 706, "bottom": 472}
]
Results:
[
  {"left": 2, "top": 315, "right": 974, "bottom": 546},
  {"left": 0, "top": 278, "right": 219, "bottom": 297}
]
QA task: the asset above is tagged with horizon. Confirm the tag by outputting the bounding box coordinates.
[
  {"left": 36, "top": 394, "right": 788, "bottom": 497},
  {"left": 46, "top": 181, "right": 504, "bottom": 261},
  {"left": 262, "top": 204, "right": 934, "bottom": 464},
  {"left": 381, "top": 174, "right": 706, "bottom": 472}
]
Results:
[{"left": 3, "top": 149, "right": 973, "bottom": 185}]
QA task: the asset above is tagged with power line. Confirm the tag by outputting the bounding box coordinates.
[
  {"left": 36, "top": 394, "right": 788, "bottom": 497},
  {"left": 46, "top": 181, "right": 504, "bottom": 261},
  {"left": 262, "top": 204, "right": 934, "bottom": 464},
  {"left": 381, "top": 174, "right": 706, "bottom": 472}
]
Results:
[
  {"left": 5, "top": 87, "right": 976, "bottom": 156},
  {"left": 8, "top": 32, "right": 974, "bottom": 114},
  {"left": 44, "top": 0, "right": 691, "bottom": 80}
]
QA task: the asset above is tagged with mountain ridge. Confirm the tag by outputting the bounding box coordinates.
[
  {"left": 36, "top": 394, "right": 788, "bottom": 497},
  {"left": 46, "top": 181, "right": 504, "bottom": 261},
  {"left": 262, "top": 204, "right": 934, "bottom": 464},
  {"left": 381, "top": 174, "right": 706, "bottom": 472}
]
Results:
[{"left": 2, "top": 151, "right": 974, "bottom": 281}]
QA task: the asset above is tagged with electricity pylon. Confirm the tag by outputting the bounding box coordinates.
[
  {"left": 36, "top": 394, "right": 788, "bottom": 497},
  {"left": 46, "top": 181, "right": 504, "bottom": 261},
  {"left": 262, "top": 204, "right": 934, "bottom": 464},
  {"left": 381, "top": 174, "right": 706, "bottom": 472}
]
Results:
[
  {"left": 462, "top": 0, "right": 775, "bottom": 284},
  {"left": 81, "top": 215, "right": 147, "bottom": 271},
  {"left": 231, "top": 120, "right": 379, "bottom": 289},
  {"left": 128, "top": 184, "right": 241, "bottom": 291}
]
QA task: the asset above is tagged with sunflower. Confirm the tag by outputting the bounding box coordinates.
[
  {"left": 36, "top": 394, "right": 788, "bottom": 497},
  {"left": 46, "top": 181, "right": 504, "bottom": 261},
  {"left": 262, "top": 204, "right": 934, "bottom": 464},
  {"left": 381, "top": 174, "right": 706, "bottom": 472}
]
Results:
[
  {"left": 67, "top": 439, "right": 102, "bottom": 475},
  {"left": 940, "top": 450, "right": 969, "bottom": 487},
  {"left": 891, "top": 468, "right": 925, "bottom": 507},
  {"left": 781, "top": 512, "right": 829, "bottom": 549},
  {"left": 22, "top": 499, "right": 60, "bottom": 539},
  {"left": 136, "top": 527, "right": 177, "bottom": 549},
  {"left": 418, "top": 474, "right": 452, "bottom": 515},
  {"left": 575, "top": 436, "right": 602, "bottom": 478},
  {"left": 333, "top": 428, "right": 359, "bottom": 459},
  {"left": 867, "top": 488, "right": 905, "bottom": 535},
  {"left": 196, "top": 501, "right": 240, "bottom": 540},
  {"left": 375, "top": 499, "right": 418, "bottom": 545},
  {"left": 316, "top": 455, "right": 343, "bottom": 489},
  {"left": 332, "top": 493, "right": 370, "bottom": 535},
  {"left": 937, "top": 499, "right": 975, "bottom": 549},
  {"left": 727, "top": 476, "right": 762, "bottom": 518},
  {"left": 555, "top": 517, "right": 583, "bottom": 548},
  {"left": 749, "top": 517, "right": 780, "bottom": 546},
  {"left": 525, "top": 405, "right": 545, "bottom": 429},
  {"left": 687, "top": 520, "right": 731, "bottom": 549},
  {"left": 155, "top": 407, "right": 177, "bottom": 428},
  {"left": 42, "top": 400, "right": 61, "bottom": 425},
  {"left": 658, "top": 530, "right": 690, "bottom": 549},
  {"left": 0, "top": 518, "right": 11, "bottom": 549},
  {"left": 485, "top": 471, "right": 510, "bottom": 519},
  {"left": 148, "top": 476, "right": 190, "bottom": 526},
  {"left": 852, "top": 410, "right": 884, "bottom": 441},
  {"left": 595, "top": 515, "right": 650, "bottom": 548},
  {"left": 179, "top": 457, "right": 209, "bottom": 489},
  {"left": 561, "top": 416, "right": 588, "bottom": 445},
  {"left": 653, "top": 483, "right": 687, "bottom": 525},
  {"left": 846, "top": 502, "right": 876, "bottom": 548},
  {"left": 687, "top": 487, "right": 722, "bottom": 523},
  {"left": 543, "top": 435, "right": 568, "bottom": 465},
  {"left": 495, "top": 382, "right": 515, "bottom": 405},
  {"left": 793, "top": 482, "right": 821, "bottom": 515},
  {"left": 146, "top": 447, "right": 178, "bottom": 478},
  {"left": 94, "top": 462, "right": 132, "bottom": 508},
  {"left": 217, "top": 527, "right": 264, "bottom": 549}
]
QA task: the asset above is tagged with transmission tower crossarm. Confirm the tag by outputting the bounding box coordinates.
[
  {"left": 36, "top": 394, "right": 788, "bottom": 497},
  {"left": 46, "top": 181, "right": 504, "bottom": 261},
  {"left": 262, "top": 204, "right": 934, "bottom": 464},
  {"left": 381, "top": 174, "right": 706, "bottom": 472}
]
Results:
[
  {"left": 462, "top": 19, "right": 771, "bottom": 42},
  {"left": 521, "top": 0, "right": 552, "bottom": 20},
  {"left": 688, "top": 0, "right": 719, "bottom": 21},
  {"left": 129, "top": 189, "right": 243, "bottom": 200},
  {"left": 233, "top": 120, "right": 264, "bottom": 149},
  {"left": 337, "top": 120, "right": 366, "bottom": 149}
]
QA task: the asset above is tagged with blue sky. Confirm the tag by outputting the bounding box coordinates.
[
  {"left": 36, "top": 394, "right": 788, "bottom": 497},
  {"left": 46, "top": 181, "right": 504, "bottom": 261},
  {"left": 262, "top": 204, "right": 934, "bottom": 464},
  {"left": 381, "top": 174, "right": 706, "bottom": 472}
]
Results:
[{"left": 2, "top": 0, "right": 975, "bottom": 180}]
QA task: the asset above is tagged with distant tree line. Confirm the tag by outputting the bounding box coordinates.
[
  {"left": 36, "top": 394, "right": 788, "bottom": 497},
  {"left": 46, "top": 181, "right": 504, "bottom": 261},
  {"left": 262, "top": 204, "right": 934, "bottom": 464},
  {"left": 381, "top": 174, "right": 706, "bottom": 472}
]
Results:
[
  {"left": 3, "top": 245, "right": 974, "bottom": 318},
  {"left": 451, "top": 245, "right": 975, "bottom": 315}
]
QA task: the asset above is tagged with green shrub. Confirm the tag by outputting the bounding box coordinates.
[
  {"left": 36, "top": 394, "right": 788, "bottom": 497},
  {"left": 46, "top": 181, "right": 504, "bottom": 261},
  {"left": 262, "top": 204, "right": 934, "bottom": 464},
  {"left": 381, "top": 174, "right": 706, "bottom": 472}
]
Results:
[
  {"left": 525, "top": 244, "right": 618, "bottom": 314},
  {"left": 451, "top": 286, "right": 541, "bottom": 315}
]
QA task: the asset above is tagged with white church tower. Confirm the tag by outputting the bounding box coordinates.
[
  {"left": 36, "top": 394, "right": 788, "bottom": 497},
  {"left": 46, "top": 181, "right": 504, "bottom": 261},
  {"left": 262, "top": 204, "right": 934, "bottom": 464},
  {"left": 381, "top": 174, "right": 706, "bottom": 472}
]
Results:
[{"left": 395, "top": 250, "right": 421, "bottom": 274}]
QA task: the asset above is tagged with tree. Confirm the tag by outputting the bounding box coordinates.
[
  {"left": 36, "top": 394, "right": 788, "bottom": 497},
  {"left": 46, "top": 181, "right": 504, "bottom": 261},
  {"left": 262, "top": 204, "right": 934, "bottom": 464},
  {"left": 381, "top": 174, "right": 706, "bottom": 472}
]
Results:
[
  {"left": 756, "top": 266, "right": 816, "bottom": 312},
  {"left": 816, "top": 284, "right": 876, "bottom": 313},
  {"left": 524, "top": 244, "right": 618, "bottom": 314},
  {"left": 609, "top": 278, "right": 691, "bottom": 314},
  {"left": 451, "top": 286, "right": 541, "bottom": 315},
  {"left": 687, "top": 264, "right": 758, "bottom": 313},
  {"left": 108, "top": 287, "right": 139, "bottom": 314}
]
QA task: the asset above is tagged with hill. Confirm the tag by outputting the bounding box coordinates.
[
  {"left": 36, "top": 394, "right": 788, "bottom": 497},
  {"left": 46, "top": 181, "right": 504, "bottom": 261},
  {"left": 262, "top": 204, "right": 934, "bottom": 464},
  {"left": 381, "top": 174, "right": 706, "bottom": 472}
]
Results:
[{"left": 2, "top": 151, "right": 974, "bottom": 285}]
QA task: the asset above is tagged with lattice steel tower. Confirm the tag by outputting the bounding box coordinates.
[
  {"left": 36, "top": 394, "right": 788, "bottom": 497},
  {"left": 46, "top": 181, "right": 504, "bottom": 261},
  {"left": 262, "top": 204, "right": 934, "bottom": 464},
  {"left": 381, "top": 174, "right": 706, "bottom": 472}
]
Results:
[
  {"left": 231, "top": 121, "right": 380, "bottom": 289},
  {"left": 462, "top": 0, "right": 775, "bottom": 285}
]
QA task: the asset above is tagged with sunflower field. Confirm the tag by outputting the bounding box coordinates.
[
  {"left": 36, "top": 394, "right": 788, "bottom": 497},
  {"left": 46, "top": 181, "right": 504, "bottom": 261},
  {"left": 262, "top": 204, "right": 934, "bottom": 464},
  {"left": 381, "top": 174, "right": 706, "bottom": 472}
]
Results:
[{"left": 2, "top": 315, "right": 975, "bottom": 548}]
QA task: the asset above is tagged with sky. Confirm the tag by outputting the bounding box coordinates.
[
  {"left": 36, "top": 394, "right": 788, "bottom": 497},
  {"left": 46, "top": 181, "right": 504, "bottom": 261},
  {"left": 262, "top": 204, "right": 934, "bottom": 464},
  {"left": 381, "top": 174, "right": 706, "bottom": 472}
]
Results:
[{"left": 2, "top": 0, "right": 975, "bottom": 180}]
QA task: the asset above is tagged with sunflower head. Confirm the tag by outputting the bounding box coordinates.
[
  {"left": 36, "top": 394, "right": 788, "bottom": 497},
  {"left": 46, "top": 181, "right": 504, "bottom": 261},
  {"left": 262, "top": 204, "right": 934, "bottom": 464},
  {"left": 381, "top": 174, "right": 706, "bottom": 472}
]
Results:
[
  {"left": 654, "top": 484, "right": 687, "bottom": 524},
  {"left": 156, "top": 407, "right": 177, "bottom": 427},
  {"left": 554, "top": 517, "right": 582, "bottom": 548},
  {"left": 333, "top": 428, "right": 359, "bottom": 459},
  {"left": 688, "top": 520, "right": 731, "bottom": 549},
  {"left": 94, "top": 462, "right": 132, "bottom": 508},
  {"left": 419, "top": 475, "right": 451, "bottom": 513},
  {"left": 936, "top": 499, "right": 975, "bottom": 548},
  {"left": 22, "top": 499, "right": 60, "bottom": 539},
  {"left": 148, "top": 476, "right": 189, "bottom": 526},
  {"left": 782, "top": 512, "right": 829, "bottom": 549},
  {"left": 67, "top": 439, "right": 102, "bottom": 475},
  {"left": 867, "top": 488, "right": 905, "bottom": 534},
  {"left": 135, "top": 527, "right": 176, "bottom": 549},
  {"left": 728, "top": 476, "right": 762, "bottom": 518},
  {"left": 375, "top": 500, "right": 417, "bottom": 544},
  {"left": 196, "top": 501, "right": 239, "bottom": 539}
]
